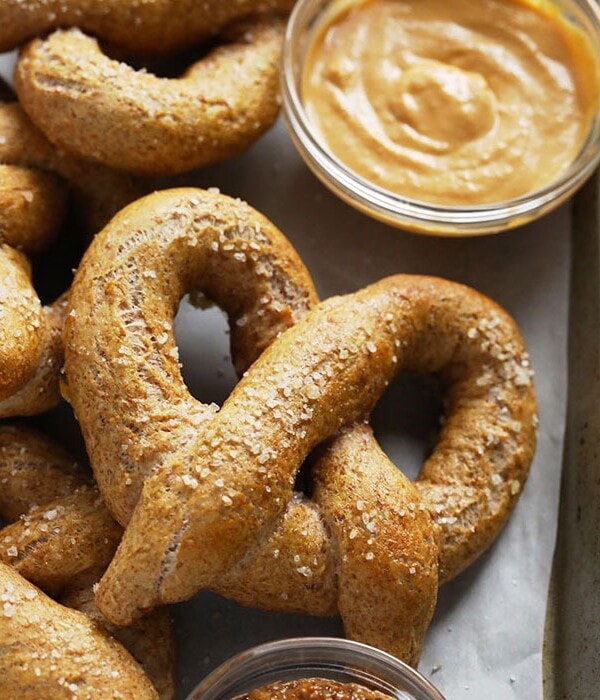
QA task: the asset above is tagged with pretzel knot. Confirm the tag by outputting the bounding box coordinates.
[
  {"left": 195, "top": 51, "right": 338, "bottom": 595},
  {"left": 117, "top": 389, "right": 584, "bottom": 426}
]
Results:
[
  {"left": 0, "top": 93, "right": 141, "bottom": 418},
  {"left": 0, "top": 425, "right": 175, "bottom": 699},
  {"left": 64, "top": 189, "right": 538, "bottom": 665},
  {"left": 15, "top": 12, "right": 289, "bottom": 175}
]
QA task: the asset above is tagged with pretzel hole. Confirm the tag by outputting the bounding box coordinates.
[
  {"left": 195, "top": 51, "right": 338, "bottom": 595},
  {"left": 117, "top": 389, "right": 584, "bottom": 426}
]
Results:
[
  {"left": 101, "top": 37, "right": 221, "bottom": 80},
  {"left": 30, "top": 212, "right": 82, "bottom": 304},
  {"left": 293, "top": 373, "right": 443, "bottom": 497},
  {"left": 174, "top": 294, "right": 237, "bottom": 407},
  {"left": 371, "top": 372, "right": 443, "bottom": 482}
]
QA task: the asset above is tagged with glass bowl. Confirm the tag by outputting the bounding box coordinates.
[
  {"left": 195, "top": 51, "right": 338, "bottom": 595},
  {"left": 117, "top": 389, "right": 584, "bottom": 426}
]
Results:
[
  {"left": 186, "top": 637, "right": 445, "bottom": 699},
  {"left": 281, "top": 0, "right": 600, "bottom": 236}
]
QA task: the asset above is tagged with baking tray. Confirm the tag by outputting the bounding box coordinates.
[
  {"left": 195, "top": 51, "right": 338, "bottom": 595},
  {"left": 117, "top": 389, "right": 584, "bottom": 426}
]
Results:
[
  {"left": 543, "top": 171, "right": 600, "bottom": 700},
  {"left": 0, "top": 50, "right": 578, "bottom": 698}
]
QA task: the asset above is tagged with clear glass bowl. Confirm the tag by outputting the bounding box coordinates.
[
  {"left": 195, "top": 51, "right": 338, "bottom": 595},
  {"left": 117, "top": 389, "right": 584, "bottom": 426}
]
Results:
[
  {"left": 186, "top": 637, "right": 445, "bottom": 699},
  {"left": 281, "top": 0, "right": 600, "bottom": 236}
]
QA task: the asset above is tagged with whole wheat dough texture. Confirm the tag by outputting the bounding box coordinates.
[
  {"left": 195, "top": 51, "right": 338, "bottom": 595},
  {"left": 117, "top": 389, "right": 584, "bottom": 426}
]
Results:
[
  {"left": 0, "top": 563, "right": 158, "bottom": 699},
  {"left": 63, "top": 188, "right": 536, "bottom": 664}
]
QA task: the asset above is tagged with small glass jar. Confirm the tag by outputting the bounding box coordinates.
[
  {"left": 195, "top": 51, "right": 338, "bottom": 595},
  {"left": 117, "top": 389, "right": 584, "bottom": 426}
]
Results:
[
  {"left": 281, "top": 0, "right": 600, "bottom": 236},
  {"left": 186, "top": 637, "right": 445, "bottom": 700}
]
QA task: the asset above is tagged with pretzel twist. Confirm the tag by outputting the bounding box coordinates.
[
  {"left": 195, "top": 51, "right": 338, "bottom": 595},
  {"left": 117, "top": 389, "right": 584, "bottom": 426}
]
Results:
[
  {"left": 0, "top": 424, "right": 176, "bottom": 699},
  {"left": 0, "top": 97, "right": 141, "bottom": 418},
  {"left": 64, "top": 189, "right": 537, "bottom": 664},
  {"left": 0, "top": 0, "right": 297, "bottom": 54}
]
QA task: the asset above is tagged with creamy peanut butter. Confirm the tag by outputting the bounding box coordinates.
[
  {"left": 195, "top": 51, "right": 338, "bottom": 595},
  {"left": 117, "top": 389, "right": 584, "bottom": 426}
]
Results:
[{"left": 302, "top": 0, "right": 599, "bottom": 205}]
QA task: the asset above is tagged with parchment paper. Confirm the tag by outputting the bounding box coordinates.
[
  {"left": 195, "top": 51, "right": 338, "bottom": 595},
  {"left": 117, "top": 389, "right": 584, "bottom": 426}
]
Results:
[{"left": 0, "top": 54, "right": 567, "bottom": 700}]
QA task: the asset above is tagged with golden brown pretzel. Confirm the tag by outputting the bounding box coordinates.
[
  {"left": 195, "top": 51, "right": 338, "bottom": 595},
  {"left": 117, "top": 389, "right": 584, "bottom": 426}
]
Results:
[
  {"left": 61, "top": 569, "right": 176, "bottom": 700},
  {"left": 0, "top": 424, "right": 176, "bottom": 699},
  {"left": 0, "top": 563, "right": 158, "bottom": 699},
  {"left": 0, "top": 247, "right": 44, "bottom": 402},
  {"left": 63, "top": 188, "right": 536, "bottom": 664},
  {"left": 0, "top": 98, "right": 141, "bottom": 418},
  {"left": 16, "top": 15, "right": 286, "bottom": 176},
  {"left": 0, "top": 0, "right": 296, "bottom": 54},
  {"left": 63, "top": 188, "right": 318, "bottom": 525},
  {"left": 0, "top": 101, "right": 142, "bottom": 241},
  {"left": 0, "top": 425, "right": 122, "bottom": 595}
]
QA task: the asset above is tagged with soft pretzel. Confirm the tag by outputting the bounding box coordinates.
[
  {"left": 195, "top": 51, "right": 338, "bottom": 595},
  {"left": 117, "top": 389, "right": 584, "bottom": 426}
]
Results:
[
  {"left": 0, "top": 563, "right": 158, "bottom": 699},
  {"left": 0, "top": 98, "right": 141, "bottom": 418},
  {"left": 63, "top": 188, "right": 536, "bottom": 664},
  {"left": 0, "top": 163, "right": 67, "bottom": 253},
  {"left": 96, "top": 276, "right": 536, "bottom": 650},
  {"left": 63, "top": 188, "right": 318, "bottom": 525},
  {"left": 0, "top": 100, "right": 142, "bottom": 239},
  {"left": 217, "top": 422, "right": 439, "bottom": 664},
  {"left": 0, "top": 424, "right": 176, "bottom": 699},
  {"left": 0, "top": 247, "right": 44, "bottom": 403},
  {"left": 0, "top": 0, "right": 296, "bottom": 54},
  {"left": 61, "top": 570, "right": 176, "bottom": 700},
  {"left": 16, "top": 15, "right": 286, "bottom": 176}
]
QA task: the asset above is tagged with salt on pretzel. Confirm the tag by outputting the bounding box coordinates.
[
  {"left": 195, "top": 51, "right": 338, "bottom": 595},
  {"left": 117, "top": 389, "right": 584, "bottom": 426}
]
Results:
[
  {"left": 0, "top": 563, "right": 158, "bottom": 699},
  {"left": 16, "top": 15, "right": 287, "bottom": 176},
  {"left": 61, "top": 569, "right": 176, "bottom": 700},
  {"left": 0, "top": 97, "right": 141, "bottom": 418},
  {"left": 0, "top": 424, "right": 176, "bottom": 699},
  {"left": 98, "top": 276, "right": 536, "bottom": 655},
  {"left": 63, "top": 188, "right": 537, "bottom": 663},
  {"left": 63, "top": 188, "right": 318, "bottom": 525},
  {"left": 0, "top": 0, "right": 296, "bottom": 55}
]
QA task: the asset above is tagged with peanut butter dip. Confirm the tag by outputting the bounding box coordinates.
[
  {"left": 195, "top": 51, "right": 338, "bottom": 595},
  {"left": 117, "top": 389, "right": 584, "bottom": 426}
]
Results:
[
  {"left": 235, "top": 678, "right": 395, "bottom": 699},
  {"left": 302, "top": 0, "right": 599, "bottom": 205}
]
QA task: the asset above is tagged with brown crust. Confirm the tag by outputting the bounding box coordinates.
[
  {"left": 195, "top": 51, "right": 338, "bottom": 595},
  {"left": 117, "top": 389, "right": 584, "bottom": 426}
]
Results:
[
  {"left": 0, "top": 563, "right": 158, "bottom": 699},
  {"left": 63, "top": 188, "right": 537, "bottom": 665},
  {"left": 0, "top": 164, "right": 67, "bottom": 253},
  {"left": 0, "top": 100, "right": 142, "bottom": 417},
  {"left": 61, "top": 570, "right": 176, "bottom": 700},
  {"left": 0, "top": 485, "right": 122, "bottom": 596},
  {"left": 0, "top": 0, "right": 297, "bottom": 54},
  {"left": 216, "top": 423, "right": 439, "bottom": 664},
  {"left": 94, "top": 273, "right": 536, "bottom": 635},
  {"left": 0, "top": 102, "right": 142, "bottom": 244},
  {"left": 16, "top": 17, "right": 286, "bottom": 176},
  {"left": 63, "top": 187, "right": 319, "bottom": 525},
  {"left": 0, "top": 424, "right": 84, "bottom": 521},
  {"left": 0, "top": 295, "right": 68, "bottom": 419},
  {"left": 0, "top": 424, "right": 177, "bottom": 699},
  {"left": 0, "top": 245, "right": 43, "bottom": 401}
]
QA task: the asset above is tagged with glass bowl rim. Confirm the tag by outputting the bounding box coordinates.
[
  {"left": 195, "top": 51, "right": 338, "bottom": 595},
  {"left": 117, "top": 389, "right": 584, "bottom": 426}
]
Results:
[
  {"left": 186, "top": 636, "right": 446, "bottom": 699},
  {"left": 281, "top": 0, "right": 600, "bottom": 234}
]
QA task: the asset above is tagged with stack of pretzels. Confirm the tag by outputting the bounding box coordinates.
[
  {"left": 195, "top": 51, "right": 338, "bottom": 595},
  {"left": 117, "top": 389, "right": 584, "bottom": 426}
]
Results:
[{"left": 0, "top": 3, "right": 538, "bottom": 698}]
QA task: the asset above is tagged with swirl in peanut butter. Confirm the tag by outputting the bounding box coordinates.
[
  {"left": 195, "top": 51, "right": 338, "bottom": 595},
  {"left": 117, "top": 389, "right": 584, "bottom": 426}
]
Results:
[{"left": 302, "top": 0, "right": 599, "bottom": 205}]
